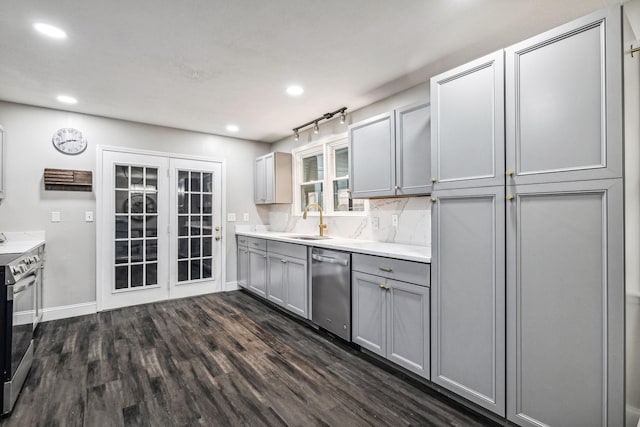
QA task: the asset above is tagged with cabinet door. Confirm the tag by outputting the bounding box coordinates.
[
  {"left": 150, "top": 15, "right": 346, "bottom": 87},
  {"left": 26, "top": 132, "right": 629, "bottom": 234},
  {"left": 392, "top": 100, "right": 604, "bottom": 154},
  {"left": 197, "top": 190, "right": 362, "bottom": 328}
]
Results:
[
  {"left": 505, "top": 6, "right": 622, "bottom": 185},
  {"left": 285, "top": 257, "right": 308, "bottom": 318},
  {"left": 395, "top": 102, "right": 431, "bottom": 196},
  {"left": 237, "top": 246, "right": 249, "bottom": 289},
  {"left": 430, "top": 51, "right": 505, "bottom": 190},
  {"left": 264, "top": 153, "right": 275, "bottom": 203},
  {"left": 248, "top": 249, "right": 267, "bottom": 297},
  {"left": 506, "top": 179, "right": 623, "bottom": 427},
  {"left": 254, "top": 156, "right": 266, "bottom": 204},
  {"left": 352, "top": 271, "right": 386, "bottom": 357},
  {"left": 349, "top": 112, "right": 395, "bottom": 198},
  {"left": 431, "top": 186, "right": 505, "bottom": 415},
  {"left": 387, "top": 279, "right": 430, "bottom": 379},
  {"left": 267, "top": 253, "right": 285, "bottom": 306}
]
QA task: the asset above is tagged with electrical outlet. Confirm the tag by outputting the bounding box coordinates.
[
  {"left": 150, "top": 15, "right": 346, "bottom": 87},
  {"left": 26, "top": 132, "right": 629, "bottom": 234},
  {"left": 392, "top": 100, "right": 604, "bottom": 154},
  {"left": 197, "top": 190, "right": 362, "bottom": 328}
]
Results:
[
  {"left": 371, "top": 217, "right": 379, "bottom": 230},
  {"left": 392, "top": 214, "right": 399, "bottom": 228},
  {"left": 85, "top": 211, "right": 94, "bottom": 222},
  {"left": 51, "top": 212, "right": 61, "bottom": 223},
  {"left": 227, "top": 213, "right": 236, "bottom": 222},
  {"left": 243, "top": 213, "right": 249, "bottom": 222}
]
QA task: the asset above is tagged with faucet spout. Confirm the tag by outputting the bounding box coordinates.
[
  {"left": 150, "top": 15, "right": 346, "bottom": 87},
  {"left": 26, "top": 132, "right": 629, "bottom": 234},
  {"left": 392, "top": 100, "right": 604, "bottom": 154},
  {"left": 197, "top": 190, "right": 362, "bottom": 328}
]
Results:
[{"left": 302, "top": 203, "right": 327, "bottom": 237}]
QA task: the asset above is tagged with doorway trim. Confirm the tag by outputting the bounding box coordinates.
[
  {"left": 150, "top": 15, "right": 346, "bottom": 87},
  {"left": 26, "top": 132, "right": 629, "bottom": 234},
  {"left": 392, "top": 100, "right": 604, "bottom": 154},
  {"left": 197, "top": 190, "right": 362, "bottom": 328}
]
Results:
[{"left": 96, "top": 145, "right": 227, "bottom": 312}]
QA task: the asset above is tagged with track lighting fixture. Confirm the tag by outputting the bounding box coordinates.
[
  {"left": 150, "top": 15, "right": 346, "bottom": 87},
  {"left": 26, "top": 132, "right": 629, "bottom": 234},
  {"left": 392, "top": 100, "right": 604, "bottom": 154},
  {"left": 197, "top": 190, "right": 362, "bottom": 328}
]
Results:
[{"left": 292, "top": 107, "right": 347, "bottom": 141}]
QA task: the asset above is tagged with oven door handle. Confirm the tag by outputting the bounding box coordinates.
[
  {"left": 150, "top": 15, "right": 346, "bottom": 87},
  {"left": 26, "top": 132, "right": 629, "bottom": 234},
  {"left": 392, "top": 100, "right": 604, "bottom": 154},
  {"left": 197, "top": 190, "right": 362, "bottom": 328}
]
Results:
[{"left": 12, "top": 273, "right": 37, "bottom": 296}]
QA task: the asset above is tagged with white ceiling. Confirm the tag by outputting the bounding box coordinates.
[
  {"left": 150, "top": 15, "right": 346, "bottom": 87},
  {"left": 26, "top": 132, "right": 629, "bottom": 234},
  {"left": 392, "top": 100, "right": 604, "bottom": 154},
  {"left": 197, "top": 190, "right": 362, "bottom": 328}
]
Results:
[{"left": 0, "top": 0, "right": 617, "bottom": 143}]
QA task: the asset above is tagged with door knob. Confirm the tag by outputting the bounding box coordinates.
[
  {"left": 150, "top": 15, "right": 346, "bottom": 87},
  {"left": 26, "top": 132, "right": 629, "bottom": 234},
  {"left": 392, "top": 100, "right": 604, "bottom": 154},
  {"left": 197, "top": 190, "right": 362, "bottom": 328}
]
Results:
[
  {"left": 215, "top": 226, "right": 221, "bottom": 232},
  {"left": 215, "top": 236, "right": 221, "bottom": 241}
]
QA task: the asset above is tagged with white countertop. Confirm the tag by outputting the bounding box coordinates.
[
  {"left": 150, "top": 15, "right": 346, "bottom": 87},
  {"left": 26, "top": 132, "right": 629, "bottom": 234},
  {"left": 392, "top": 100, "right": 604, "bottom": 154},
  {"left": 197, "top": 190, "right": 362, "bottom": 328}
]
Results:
[
  {"left": 236, "top": 230, "right": 431, "bottom": 263},
  {"left": 0, "top": 231, "right": 46, "bottom": 254}
]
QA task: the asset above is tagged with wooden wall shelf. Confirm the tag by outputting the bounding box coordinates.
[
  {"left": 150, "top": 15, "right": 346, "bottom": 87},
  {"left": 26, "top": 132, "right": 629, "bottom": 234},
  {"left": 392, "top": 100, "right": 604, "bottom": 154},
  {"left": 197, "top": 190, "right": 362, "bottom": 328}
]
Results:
[{"left": 44, "top": 168, "right": 92, "bottom": 192}]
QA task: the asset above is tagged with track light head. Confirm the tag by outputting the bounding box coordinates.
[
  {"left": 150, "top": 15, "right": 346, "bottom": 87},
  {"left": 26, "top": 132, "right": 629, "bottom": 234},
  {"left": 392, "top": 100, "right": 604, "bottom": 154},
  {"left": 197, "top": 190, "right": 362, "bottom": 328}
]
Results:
[
  {"left": 294, "top": 130, "right": 299, "bottom": 141},
  {"left": 313, "top": 122, "right": 319, "bottom": 134},
  {"left": 340, "top": 111, "right": 346, "bottom": 124}
]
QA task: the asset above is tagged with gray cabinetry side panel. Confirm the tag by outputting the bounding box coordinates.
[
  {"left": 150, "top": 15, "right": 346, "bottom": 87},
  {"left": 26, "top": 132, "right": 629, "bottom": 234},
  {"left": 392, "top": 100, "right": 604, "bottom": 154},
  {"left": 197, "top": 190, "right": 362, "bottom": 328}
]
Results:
[
  {"left": 248, "top": 250, "right": 267, "bottom": 297},
  {"left": 395, "top": 102, "right": 432, "bottom": 196},
  {"left": 237, "top": 246, "right": 249, "bottom": 288},
  {"left": 431, "top": 51, "right": 505, "bottom": 190},
  {"left": 267, "top": 254, "right": 285, "bottom": 306},
  {"left": 506, "top": 179, "right": 624, "bottom": 427},
  {"left": 285, "top": 258, "right": 308, "bottom": 318},
  {"left": 431, "top": 186, "right": 505, "bottom": 415},
  {"left": 349, "top": 112, "right": 395, "bottom": 198},
  {"left": 505, "top": 6, "right": 622, "bottom": 185},
  {"left": 387, "top": 279, "right": 430, "bottom": 379},
  {"left": 352, "top": 271, "right": 386, "bottom": 357}
]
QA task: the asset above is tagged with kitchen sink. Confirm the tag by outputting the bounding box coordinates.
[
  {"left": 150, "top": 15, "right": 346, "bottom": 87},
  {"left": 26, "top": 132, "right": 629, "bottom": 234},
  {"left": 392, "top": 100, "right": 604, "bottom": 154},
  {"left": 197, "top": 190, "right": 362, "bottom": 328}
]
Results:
[{"left": 289, "top": 235, "right": 332, "bottom": 241}]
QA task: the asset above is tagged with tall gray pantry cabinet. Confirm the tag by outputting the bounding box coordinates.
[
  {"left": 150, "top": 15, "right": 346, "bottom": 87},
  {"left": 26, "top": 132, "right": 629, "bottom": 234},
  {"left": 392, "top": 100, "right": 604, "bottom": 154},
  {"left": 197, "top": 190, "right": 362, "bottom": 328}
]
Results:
[{"left": 430, "top": 5, "right": 623, "bottom": 426}]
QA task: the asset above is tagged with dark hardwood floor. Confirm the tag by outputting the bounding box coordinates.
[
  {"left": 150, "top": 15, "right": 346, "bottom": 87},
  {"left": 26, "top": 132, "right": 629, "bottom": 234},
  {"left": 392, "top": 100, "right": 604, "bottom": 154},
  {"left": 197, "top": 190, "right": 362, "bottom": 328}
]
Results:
[{"left": 1, "top": 291, "right": 492, "bottom": 426}]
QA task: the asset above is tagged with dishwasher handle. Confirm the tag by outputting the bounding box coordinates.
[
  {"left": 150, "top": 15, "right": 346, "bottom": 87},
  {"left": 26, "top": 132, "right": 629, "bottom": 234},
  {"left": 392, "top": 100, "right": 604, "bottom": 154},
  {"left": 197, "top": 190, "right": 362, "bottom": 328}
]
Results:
[{"left": 312, "top": 253, "right": 349, "bottom": 267}]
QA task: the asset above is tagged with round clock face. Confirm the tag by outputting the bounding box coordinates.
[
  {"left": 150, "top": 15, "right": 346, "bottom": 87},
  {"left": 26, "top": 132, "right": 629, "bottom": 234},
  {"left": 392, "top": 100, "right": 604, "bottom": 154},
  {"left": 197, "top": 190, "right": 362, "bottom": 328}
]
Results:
[{"left": 52, "top": 128, "right": 87, "bottom": 154}]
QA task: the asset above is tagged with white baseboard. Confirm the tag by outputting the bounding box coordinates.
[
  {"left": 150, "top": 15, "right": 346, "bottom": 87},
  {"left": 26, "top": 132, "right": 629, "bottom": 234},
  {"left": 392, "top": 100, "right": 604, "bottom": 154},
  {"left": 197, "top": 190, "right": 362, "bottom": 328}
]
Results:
[
  {"left": 42, "top": 301, "right": 97, "bottom": 322},
  {"left": 226, "top": 281, "right": 239, "bottom": 291}
]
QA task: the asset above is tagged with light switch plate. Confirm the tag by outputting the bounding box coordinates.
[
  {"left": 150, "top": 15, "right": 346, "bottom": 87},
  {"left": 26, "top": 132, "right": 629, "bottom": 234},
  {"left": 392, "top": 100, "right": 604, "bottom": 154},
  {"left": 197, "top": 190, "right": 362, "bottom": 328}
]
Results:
[
  {"left": 51, "top": 212, "right": 61, "bottom": 223},
  {"left": 227, "top": 213, "right": 236, "bottom": 222},
  {"left": 85, "top": 211, "right": 94, "bottom": 222},
  {"left": 243, "top": 213, "right": 249, "bottom": 222},
  {"left": 391, "top": 214, "right": 399, "bottom": 228}
]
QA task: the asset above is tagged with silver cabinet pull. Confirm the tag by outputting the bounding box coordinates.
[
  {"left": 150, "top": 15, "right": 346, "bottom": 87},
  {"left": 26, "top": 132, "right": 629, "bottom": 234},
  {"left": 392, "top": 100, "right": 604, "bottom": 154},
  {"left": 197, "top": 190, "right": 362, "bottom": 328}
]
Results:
[{"left": 378, "top": 266, "right": 393, "bottom": 273}]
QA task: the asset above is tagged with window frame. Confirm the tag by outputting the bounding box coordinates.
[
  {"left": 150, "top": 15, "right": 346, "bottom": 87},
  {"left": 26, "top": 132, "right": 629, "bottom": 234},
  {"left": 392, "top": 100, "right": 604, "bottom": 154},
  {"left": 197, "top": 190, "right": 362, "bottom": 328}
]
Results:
[{"left": 292, "top": 134, "right": 368, "bottom": 217}]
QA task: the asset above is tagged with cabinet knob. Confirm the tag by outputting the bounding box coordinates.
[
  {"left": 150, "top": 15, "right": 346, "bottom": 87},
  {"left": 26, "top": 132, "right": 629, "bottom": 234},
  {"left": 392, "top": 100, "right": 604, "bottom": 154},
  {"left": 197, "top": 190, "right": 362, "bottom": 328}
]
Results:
[
  {"left": 379, "top": 284, "right": 386, "bottom": 289},
  {"left": 395, "top": 185, "right": 400, "bottom": 190},
  {"left": 506, "top": 170, "right": 514, "bottom": 176},
  {"left": 263, "top": 255, "right": 267, "bottom": 258},
  {"left": 506, "top": 194, "right": 514, "bottom": 201},
  {"left": 378, "top": 266, "right": 393, "bottom": 273},
  {"left": 431, "top": 178, "right": 437, "bottom": 183},
  {"left": 430, "top": 197, "right": 437, "bottom": 203},
  {"left": 281, "top": 259, "right": 288, "bottom": 263}
]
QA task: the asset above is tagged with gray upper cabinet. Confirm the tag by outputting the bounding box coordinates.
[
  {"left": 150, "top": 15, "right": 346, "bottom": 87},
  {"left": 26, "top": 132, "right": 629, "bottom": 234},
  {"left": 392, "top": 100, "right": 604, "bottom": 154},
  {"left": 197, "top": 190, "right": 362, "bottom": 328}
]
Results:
[
  {"left": 505, "top": 6, "right": 622, "bottom": 185},
  {"left": 430, "top": 51, "right": 505, "bottom": 190},
  {"left": 254, "top": 152, "right": 292, "bottom": 204},
  {"left": 349, "top": 112, "right": 395, "bottom": 198},
  {"left": 349, "top": 104, "right": 431, "bottom": 198},
  {"left": 395, "top": 102, "right": 432, "bottom": 196},
  {"left": 506, "top": 179, "right": 624, "bottom": 427},
  {"left": 431, "top": 185, "right": 505, "bottom": 415}
]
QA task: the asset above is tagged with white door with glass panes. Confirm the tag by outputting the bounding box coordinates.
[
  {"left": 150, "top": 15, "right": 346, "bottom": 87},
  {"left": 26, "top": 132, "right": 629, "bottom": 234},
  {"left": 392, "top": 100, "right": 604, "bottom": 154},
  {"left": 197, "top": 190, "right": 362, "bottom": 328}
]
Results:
[
  {"left": 99, "top": 149, "right": 224, "bottom": 310},
  {"left": 170, "top": 158, "right": 223, "bottom": 299}
]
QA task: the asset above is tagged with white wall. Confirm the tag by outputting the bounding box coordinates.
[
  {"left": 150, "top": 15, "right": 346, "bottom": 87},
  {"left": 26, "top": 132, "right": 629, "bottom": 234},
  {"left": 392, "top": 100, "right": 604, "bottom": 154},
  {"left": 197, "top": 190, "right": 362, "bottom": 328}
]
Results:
[
  {"left": 0, "top": 101, "right": 270, "bottom": 309},
  {"left": 624, "top": 2, "right": 640, "bottom": 425},
  {"left": 269, "top": 82, "right": 432, "bottom": 247}
]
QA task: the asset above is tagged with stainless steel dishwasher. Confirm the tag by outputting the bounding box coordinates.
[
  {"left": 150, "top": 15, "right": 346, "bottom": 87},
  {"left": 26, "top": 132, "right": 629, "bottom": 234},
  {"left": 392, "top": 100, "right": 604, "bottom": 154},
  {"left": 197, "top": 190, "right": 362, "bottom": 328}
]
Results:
[{"left": 311, "top": 247, "right": 351, "bottom": 341}]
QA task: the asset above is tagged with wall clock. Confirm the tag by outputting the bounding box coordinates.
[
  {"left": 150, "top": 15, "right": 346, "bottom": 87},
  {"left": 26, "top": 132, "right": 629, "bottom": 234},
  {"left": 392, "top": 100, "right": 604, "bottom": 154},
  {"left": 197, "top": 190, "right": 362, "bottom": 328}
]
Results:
[{"left": 52, "top": 128, "right": 87, "bottom": 155}]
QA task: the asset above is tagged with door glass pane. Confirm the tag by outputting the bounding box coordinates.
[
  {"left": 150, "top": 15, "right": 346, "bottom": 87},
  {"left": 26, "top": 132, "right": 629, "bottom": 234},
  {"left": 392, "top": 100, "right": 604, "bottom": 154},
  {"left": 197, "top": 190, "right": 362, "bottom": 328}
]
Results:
[
  {"left": 113, "top": 164, "right": 160, "bottom": 291},
  {"left": 302, "top": 154, "right": 324, "bottom": 181},
  {"left": 176, "top": 168, "right": 215, "bottom": 283}
]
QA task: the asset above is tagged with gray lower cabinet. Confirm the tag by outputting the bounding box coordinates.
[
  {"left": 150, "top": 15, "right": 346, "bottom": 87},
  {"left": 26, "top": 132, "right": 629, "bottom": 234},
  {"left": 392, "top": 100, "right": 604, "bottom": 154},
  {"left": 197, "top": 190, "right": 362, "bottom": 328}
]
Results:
[
  {"left": 430, "top": 51, "right": 505, "bottom": 190},
  {"left": 352, "top": 265, "right": 430, "bottom": 379},
  {"left": 505, "top": 6, "right": 622, "bottom": 186},
  {"left": 349, "top": 103, "right": 431, "bottom": 198},
  {"left": 267, "top": 251, "right": 308, "bottom": 318},
  {"left": 430, "top": 185, "right": 505, "bottom": 416},
  {"left": 506, "top": 179, "right": 624, "bottom": 427},
  {"left": 247, "top": 239, "right": 268, "bottom": 297},
  {"left": 237, "top": 238, "right": 249, "bottom": 289}
]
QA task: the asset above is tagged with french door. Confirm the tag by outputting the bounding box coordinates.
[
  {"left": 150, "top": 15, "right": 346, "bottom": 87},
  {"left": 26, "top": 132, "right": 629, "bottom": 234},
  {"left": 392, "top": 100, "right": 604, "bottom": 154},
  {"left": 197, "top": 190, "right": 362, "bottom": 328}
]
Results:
[{"left": 98, "top": 148, "right": 224, "bottom": 311}]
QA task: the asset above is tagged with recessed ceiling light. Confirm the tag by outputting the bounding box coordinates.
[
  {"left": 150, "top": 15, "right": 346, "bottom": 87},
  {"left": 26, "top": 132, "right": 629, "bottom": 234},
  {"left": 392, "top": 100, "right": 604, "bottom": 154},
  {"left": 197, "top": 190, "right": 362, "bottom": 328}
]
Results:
[
  {"left": 33, "top": 22, "right": 67, "bottom": 39},
  {"left": 286, "top": 85, "right": 304, "bottom": 96},
  {"left": 226, "top": 124, "right": 239, "bottom": 132},
  {"left": 56, "top": 95, "right": 77, "bottom": 104}
]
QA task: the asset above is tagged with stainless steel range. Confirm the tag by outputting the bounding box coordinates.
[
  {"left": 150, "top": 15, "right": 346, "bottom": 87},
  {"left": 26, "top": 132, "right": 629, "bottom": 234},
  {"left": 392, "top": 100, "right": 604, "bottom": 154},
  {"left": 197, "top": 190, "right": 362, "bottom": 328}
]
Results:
[{"left": 0, "top": 247, "right": 43, "bottom": 415}]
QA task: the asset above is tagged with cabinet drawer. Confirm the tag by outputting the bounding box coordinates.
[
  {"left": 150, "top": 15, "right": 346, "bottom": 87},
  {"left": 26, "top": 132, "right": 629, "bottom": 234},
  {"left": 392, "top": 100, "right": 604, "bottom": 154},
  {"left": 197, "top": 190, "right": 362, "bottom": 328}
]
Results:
[
  {"left": 247, "top": 237, "right": 266, "bottom": 251},
  {"left": 352, "top": 253, "right": 430, "bottom": 286},
  {"left": 237, "top": 236, "right": 249, "bottom": 247},
  {"left": 267, "top": 240, "right": 307, "bottom": 260}
]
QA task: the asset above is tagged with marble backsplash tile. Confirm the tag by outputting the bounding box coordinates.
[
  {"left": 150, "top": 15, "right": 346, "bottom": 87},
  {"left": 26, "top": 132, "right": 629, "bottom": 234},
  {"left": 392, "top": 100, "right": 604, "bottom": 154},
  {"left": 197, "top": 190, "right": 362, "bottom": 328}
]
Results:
[{"left": 268, "top": 196, "right": 430, "bottom": 247}]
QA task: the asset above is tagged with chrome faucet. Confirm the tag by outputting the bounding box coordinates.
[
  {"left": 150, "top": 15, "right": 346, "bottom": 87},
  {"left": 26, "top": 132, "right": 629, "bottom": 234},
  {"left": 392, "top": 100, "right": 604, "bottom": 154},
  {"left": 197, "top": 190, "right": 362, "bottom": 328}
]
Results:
[{"left": 303, "top": 203, "right": 327, "bottom": 237}]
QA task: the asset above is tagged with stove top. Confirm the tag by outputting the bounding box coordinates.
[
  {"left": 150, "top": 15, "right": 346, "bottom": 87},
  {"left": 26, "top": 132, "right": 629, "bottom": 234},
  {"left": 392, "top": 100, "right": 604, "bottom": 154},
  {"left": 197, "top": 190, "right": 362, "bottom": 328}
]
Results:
[{"left": 0, "top": 253, "right": 23, "bottom": 266}]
